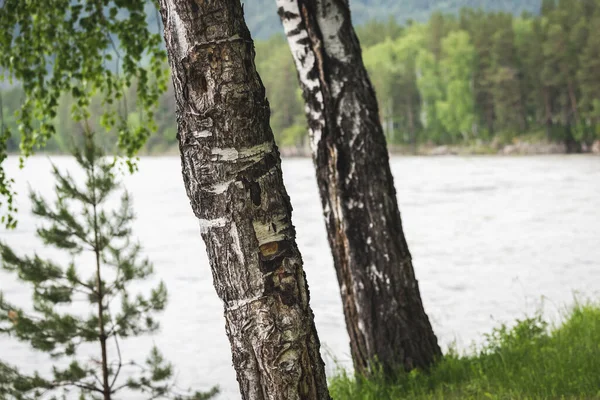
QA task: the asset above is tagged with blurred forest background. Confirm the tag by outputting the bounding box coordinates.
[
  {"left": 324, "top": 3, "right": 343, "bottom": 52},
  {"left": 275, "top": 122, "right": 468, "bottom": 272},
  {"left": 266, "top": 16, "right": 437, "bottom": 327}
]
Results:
[{"left": 2, "top": 0, "right": 600, "bottom": 155}]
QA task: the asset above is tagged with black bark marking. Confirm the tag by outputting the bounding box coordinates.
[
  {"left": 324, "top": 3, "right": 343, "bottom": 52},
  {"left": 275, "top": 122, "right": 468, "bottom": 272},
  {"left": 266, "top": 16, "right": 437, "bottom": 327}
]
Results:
[
  {"left": 277, "top": 8, "right": 299, "bottom": 20},
  {"left": 198, "top": 75, "right": 208, "bottom": 92},
  {"left": 250, "top": 181, "right": 262, "bottom": 206},
  {"left": 240, "top": 177, "right": 262, "bottom": 206}
]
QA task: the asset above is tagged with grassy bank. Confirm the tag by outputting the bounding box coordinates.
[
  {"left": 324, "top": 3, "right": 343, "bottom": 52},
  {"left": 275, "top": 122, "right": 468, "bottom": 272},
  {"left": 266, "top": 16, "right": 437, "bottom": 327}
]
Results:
[{"left": 330, "top": 303, "right": 600, "bottom": 399}]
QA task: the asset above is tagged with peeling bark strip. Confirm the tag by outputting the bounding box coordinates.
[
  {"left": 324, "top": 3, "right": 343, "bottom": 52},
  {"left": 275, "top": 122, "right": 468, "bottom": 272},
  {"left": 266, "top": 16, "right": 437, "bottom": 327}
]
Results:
[
  {"left": 157, "top": 1, "right": 330, "bottom": 398},
  {"left": 277, "top": 0, "right": 442, "bottom": 374}
]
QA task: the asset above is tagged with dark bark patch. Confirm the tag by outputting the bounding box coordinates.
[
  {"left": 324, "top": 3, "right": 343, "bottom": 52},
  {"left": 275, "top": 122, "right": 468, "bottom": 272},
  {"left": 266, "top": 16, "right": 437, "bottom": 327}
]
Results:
[
  {"left": 259, "top": 240, "right": 294, "bottom": 274},
  {"left": 243, "top": 57, "right": 252, "bottom": 74},
  {"left": 296, "top": 36, "right": 312, "bottom": 47},
  {"left": 270, "top": 265, "right": 300, "bottom": 307},
  {"left": 196, "top": 74, "right": 208, "bottom": 93},
  {"left": 250, "top": 183, "right": 262, "bottom": 206},
  {"left": 236, "top": 152, "right": 278, "bottom": 182},
  {"left": 241, "top": 178, "right": 261, "bottom": 206}
]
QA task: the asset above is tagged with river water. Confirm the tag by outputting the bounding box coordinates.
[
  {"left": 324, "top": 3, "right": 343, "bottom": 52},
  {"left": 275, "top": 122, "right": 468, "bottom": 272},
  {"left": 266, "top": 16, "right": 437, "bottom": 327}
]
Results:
[{"left": 1, "top": 155, "right": 599, "bottom": 399}]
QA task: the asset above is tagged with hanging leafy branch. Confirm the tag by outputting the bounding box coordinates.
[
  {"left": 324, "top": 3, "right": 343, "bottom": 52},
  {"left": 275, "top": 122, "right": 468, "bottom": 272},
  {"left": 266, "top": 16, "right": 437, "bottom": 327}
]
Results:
[{"left": 0, "top": 0, "right": 169, "bottom": 228}]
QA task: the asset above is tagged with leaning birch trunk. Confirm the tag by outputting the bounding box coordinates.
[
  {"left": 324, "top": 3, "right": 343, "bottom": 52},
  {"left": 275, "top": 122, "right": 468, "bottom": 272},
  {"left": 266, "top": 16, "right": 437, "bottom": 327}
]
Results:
[
  {"left": 157, "top": 1, "right": 330, "bottom": 398},
  {"left": 276, "top": 0, "right": 442, "bottom": 374}
]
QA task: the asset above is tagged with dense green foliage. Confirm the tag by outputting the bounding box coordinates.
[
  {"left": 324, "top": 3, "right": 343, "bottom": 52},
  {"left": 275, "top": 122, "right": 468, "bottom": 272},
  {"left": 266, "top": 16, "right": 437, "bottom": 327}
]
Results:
[
  {"left": 260, "top": 0, "right": 600, "bottom": 150},
  {"left": 330, "top": 302, "right": 600, "bottom": 400},
  {"left": 0, "top": 135, "right": 217, "bottom": 399},
  {"left": 5, "top": 1, "right": 599, "bottom": 160}
]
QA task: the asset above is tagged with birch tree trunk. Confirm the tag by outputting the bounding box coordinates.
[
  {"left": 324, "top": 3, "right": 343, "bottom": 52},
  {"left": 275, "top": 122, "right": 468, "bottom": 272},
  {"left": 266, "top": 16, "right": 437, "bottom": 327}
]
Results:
[
  {"left": 157, "top": 1, "right": 330, "bottom": 398},
  {"left": 276, "top": 0, "right": 442, "bottom": 374}
]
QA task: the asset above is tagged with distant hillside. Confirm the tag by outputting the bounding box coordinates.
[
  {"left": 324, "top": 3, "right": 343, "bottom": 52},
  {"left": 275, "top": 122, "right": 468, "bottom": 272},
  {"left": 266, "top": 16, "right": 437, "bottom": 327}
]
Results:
[{"left": 242, "top": 0, "right": 542, "bottom": 39}]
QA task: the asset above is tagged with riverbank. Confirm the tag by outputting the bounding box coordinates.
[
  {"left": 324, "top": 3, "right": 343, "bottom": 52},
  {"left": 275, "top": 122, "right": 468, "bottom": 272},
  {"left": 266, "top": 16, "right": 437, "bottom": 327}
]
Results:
[
  {"left": 330, "top": 302, "right": 600, "bottom": 400},
  {"left": 7, "top": 139, "right": 600, "bottom": 158},
  {"left": 279, "top": 139, "right": 600, "bottom": 157}
]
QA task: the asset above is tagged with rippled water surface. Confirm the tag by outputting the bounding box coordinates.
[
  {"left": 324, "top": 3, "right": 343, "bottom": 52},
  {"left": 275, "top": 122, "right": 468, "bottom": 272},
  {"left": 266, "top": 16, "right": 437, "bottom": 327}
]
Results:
[{"left": 2, "top": 155, "right": 599, "bottom": 399}]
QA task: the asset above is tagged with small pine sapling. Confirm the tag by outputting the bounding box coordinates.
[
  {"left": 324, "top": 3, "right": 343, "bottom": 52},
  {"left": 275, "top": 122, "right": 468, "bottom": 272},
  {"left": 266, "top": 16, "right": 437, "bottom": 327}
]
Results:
[{"left": 0, "top": 134, "right": 218, "bottom": 400}]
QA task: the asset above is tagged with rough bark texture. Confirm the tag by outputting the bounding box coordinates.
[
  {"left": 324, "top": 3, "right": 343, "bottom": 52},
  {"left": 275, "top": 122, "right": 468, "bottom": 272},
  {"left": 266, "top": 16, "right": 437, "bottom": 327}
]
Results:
[
  {"left": 157, "top": 1, "right": 330, "bottom": 398},
  {"left": 276, "top": 0, "right": 442, "bottom": 374}
]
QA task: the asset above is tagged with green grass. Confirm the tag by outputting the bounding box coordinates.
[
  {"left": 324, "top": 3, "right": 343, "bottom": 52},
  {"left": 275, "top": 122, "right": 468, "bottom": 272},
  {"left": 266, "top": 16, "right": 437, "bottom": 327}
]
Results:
[{"left": 329, "top": 303, "right": 600, "bottom": 400}]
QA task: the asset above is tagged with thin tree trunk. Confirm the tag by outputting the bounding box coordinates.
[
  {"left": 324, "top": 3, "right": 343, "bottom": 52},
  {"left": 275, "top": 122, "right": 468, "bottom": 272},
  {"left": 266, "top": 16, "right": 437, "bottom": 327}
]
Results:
[
  {"left": 157, "top": 1, "right": 330, "bottom": 398},
  {"left": 389, "top": 98, "right": 395, "bottom": 142},
  {"left": 277, "top": 0, "right": 441, "bottom": 375},
  {"left": 91, "top": 155, "right": 111, "bottom": 400},
  {"left": 486, "top": 97, "right": 495, "bottom": 135},
  {"left": 567, "top": 78, "right": 579, "bottom": 122},
  {"left": 407, "top": 97, "right": 416, "bottom": 153},
  {"left": 544, "top": 87, "right": 553, "bottom": 139},
  {"left": 382, "top": 101, "right": 390, "bottom": 142}
]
